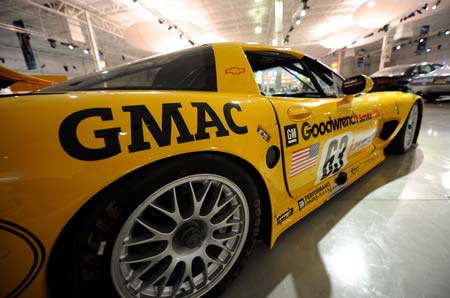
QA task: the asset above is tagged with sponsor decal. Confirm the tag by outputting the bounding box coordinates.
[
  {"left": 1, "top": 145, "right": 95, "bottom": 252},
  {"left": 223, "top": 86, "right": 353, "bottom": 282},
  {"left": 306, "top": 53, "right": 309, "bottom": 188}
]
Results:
[
  {"left": 0, "top": 219, "right": 46, "bottom": 298},
  {"left": 364, "top": 154, "right": 378, "bottom": 167},
  {"left": 297, "top": 182, "right": 332, "bottom": 210},
  {"left": 276, "top": 207, "right": 294, "bottom": 225},
  {"left": 350, "top": 166, "right": 360, "bottom": 176},
  {"left": 316, "top": 132, "right": 352, "bottom": 184},
  {"left": 300, "top": 109, "right": 380, "bottom": 140},
  {"left": 257, "top": 126, "right": 270, "bottom": 142},
  {"left": 330, "top": 181, "right": 347, "bottom": 197},
  {"left": 225, "top": 67, "right": 245, "bottom": 75},
  {"left": 351, "top": 128, "right": 377, "bottom": 153},
  {"left": 284, "top": 124, "right": 298, "bottom": 147},
  {"left": 59, "top": 102, "right": 248, "bottom": 161},
  {"left": 290, "top": 142, "right": 320, "bottom": 177}
]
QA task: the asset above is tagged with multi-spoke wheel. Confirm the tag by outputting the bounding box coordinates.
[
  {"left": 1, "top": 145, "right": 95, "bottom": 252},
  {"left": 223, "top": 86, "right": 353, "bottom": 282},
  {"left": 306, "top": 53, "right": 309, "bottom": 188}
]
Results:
[
  {"left": 111, "top": 175, "right": 250, "bottom": 298},
  {"left": 48, "top": 155, "right": 260, "bottom": 298},
  {"left": 386, "top": 102, "right": 421, "bottom": 154}
]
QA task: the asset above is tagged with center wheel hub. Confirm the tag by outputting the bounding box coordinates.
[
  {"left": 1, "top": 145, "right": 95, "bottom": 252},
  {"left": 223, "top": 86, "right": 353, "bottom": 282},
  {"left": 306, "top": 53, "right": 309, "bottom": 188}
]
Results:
[{"left": 175, "top": 220, "right": 207, "bottom": 251}]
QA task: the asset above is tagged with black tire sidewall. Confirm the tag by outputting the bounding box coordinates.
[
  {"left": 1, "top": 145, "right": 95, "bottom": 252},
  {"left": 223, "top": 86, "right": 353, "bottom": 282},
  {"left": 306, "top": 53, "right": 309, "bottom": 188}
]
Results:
[
  {"left": 50, "top": 154, "right": 260, "bottom": 298},
  {"left": 386, "top": 102, "right": 419, "bottom": 154}
]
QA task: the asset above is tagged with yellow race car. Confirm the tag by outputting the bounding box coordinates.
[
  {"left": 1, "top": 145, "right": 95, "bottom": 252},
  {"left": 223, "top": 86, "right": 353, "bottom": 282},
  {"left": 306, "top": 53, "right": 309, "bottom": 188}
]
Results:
[{"left": 0, "top": 43, "right": 422, "bottom": 298}]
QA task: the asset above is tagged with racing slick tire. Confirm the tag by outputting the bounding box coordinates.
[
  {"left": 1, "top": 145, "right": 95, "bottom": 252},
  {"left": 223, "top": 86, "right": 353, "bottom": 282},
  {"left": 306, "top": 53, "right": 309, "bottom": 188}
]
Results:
[
  {"left": 48, "top": 154, "right": 261, "bottom": 298},
  {"left": 386, "top": 102, "right": 420, "bottom": 154}
]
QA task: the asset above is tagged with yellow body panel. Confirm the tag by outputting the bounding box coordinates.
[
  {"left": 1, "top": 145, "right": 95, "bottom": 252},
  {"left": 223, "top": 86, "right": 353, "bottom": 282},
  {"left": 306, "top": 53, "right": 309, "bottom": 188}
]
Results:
[{"left": 0, "top": 43, "right": 422, "bottom": 298}]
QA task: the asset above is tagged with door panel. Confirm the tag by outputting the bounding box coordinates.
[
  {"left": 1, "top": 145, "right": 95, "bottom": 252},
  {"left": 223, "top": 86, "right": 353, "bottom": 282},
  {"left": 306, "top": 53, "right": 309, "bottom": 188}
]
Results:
[
  {"left": 244, "top": 50, "right": 382, "bottom": 199},
  {"left": 271, "top": 96, "right": 381, "bottom": 199}
]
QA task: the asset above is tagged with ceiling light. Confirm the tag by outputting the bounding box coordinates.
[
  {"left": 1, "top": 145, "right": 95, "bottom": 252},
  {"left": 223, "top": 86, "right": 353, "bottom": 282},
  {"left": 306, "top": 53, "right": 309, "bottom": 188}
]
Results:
[
  {"left": 300, "top": 9, "right": 306, "bottom": 17},
  {"left": 396, "top": 45, "right": 401, "bottom": 50},
  {"left": 419, "top": 38, "right": 424, "bottom": 43},
  {"left": 367, "top": 1, "right": 376, "bottom": 8},
  {"left": 426, "top": 48, "right": 431, "bottom": 52},
  {"left": 432, "top": 4, "right": 437, "bottom": 9},
  {"left": 296, "top": 19, "right": 301, "bottom": 25},
  {"left": 445, "top": 30, "right": 450, "bottom": 35},
  {"left": 68, "top": 44, "right": 74, "bottom": 50},
  {"left": 255, "top": 26, "right": 262, "bottom": 34},
  {"left": 83, "top": 48, "right": 89, "bottom": 54}
]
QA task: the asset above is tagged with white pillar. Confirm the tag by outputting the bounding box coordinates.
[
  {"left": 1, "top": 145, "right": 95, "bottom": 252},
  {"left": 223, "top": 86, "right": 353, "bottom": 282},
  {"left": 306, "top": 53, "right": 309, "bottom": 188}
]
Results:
[
  {"left": 379, "top": 29, "right": 392, "bottom": 71},
  {"left": 337, "top": 49, "right": 343, "bottom": 74},
  {"left": 274, "top": 0, "right": 283, "bottom": 46},
  {"left": 85, "top": 12, "right": 102, "bottom": 71}
]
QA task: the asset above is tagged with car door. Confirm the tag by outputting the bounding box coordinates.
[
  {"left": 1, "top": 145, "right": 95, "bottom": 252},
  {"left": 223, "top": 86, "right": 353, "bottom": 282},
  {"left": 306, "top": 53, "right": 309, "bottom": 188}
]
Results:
[{"left": 246, "top": 51, "right": 381, "bottom": 199}]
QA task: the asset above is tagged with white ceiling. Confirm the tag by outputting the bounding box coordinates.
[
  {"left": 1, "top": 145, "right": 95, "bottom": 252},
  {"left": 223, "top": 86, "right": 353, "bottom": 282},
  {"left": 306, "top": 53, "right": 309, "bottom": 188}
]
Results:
[{"left": 0, "top": 0, "right": 449, "bottom": 60}]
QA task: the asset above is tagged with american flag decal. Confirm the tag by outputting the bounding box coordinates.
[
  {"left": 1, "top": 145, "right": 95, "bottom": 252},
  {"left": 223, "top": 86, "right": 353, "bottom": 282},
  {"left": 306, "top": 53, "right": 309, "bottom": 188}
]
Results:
[{"left": 290, "top": 142, "right": 320, "bottom": 177}]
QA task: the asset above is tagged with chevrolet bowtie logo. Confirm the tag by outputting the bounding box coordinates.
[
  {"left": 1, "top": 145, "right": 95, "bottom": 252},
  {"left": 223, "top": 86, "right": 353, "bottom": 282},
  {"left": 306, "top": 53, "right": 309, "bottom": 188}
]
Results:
[{"left": 225, "top": 67, "right": 245, "bottom": 75}]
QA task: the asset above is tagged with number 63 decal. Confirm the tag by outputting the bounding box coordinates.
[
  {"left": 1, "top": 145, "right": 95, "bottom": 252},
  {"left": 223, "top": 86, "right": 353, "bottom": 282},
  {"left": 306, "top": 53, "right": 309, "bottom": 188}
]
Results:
[{"left": 316, "top": 132, "right": 352, "bottom": 184}]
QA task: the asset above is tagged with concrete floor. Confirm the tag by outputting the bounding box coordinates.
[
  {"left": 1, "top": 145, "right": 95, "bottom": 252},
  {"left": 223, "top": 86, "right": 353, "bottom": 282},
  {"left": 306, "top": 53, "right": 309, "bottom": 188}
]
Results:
[{"left": 223, "top": 99, "right": 450, "bottom": 298}]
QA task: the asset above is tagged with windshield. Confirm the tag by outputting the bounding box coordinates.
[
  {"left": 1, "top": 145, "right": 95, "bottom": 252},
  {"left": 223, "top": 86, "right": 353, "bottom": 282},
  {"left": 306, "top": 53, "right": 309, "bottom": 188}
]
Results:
[
  {"left": 372, "top": 65, "right": 412, "bottom": 77},
  {"left": 430, "top": 65, "right": 450, "bottom": 76},
  {"left": 38, "top": 45, "right": 216, "bottom": 92}
]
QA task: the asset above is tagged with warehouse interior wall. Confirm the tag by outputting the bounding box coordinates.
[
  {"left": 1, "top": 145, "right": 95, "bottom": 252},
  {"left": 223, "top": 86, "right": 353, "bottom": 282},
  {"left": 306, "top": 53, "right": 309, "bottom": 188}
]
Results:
[{"left": 320, "top": 13, "right": 450, "bottom": 78}]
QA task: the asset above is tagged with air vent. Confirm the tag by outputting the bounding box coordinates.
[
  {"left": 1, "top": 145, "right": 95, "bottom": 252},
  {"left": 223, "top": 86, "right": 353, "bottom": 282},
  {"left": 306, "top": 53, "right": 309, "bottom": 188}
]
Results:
[{"left": 379, "top": 120, "right": 399, "bottom": 140}]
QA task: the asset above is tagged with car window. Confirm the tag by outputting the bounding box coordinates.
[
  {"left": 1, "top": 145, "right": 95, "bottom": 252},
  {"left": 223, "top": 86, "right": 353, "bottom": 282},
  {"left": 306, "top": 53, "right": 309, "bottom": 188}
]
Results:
[
  {"left": 39, "top": 45, "right": 217, "bottom": 92},
  {"left": 303, "top": 57, "right": 344, "bottom": 97},
  {"left": 253, "top": 64, "right": 319, "bottom": 97},
  {"left": 246, "top": 51, "right": 339, "bottom": 98},
  {"left": 420, "top": 64, "right": 432, "bottom": 74}
]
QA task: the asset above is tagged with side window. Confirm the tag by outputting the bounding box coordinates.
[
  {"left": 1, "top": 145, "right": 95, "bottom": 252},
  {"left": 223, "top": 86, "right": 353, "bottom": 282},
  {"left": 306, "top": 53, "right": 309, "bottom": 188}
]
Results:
[
  {"left": 39, "top": 45, "right": 217, "bottom": 92},
  {"left": 246, "top": 51, "right": 344, "bottom": 98},
  {"left": 305, "top": 58, "right": 344, "bottom": 97},
  {"left": 254, "top": 64, "right": 319, "bottom": 96},
  {"left": 246, "top": 51, "right": 321, "bottom": 98},
  {"left": 420, "top": 64, "right": 432, "bottom": 74}
]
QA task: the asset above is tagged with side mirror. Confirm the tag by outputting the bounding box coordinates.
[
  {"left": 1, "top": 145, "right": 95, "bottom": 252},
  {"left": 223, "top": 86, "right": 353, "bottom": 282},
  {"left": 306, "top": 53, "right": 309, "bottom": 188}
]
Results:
[{"left": 342, "top": 75, "right": 373, "bottom": 96}]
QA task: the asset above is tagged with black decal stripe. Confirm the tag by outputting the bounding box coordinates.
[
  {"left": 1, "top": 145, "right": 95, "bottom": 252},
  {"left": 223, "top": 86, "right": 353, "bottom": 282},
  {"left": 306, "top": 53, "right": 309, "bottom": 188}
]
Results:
[{"left": 0, "top": 220, "right": 46, "bottom": 298}]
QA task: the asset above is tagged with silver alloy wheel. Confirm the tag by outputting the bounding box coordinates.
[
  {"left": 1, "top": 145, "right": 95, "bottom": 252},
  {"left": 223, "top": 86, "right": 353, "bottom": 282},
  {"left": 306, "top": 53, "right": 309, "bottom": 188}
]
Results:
[
  {"left": 404, "top": 104, "right": 419, "bottom": 150},
  {"left": 111, "top": 174, "right": 250, "bottom": 298}
]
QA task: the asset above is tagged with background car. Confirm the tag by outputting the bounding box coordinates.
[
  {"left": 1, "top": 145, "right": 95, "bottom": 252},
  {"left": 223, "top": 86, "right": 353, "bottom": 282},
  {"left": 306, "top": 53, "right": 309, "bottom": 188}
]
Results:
[
  {"left": 371, "top": 62, "right": 442, "bottom": 92},
  {"left": 408, "top": 65, "right": 450, "bottom": 102},
  {"left": 0, "top": 43, "right": 423, "bottom": 298}
]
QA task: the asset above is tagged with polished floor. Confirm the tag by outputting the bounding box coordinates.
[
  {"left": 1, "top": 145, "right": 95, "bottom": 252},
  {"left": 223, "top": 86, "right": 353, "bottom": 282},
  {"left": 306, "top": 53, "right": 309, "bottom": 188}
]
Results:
[{"left": 223, "top": 98, "right": 450, "bottom": 298}]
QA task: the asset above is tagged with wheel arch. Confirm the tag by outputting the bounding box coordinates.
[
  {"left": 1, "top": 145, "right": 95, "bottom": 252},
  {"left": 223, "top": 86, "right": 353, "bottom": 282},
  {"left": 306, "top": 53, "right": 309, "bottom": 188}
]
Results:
[{"left": 47, "top": 151, "right": 273, "bottom": 289}]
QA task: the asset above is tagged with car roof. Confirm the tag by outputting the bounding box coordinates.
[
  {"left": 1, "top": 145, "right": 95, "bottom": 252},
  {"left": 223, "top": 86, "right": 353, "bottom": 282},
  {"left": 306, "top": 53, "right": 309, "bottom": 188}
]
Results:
[{"left": 210, "top": 42, "right": 306, "bottom": 58}]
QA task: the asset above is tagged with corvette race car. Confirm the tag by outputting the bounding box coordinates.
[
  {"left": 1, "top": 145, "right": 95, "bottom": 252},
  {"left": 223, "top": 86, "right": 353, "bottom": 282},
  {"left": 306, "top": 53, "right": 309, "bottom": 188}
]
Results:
[{"left": 0, "top": 43, "right": 423, "bottom": 298}]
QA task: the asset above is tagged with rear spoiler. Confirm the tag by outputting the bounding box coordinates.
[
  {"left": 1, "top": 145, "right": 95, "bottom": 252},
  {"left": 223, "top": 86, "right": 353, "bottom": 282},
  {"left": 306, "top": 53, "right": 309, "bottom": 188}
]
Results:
[{"left": 0, "top": 65, "right": 57, "bottom": 92}]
